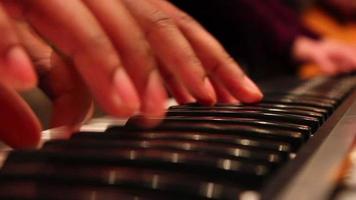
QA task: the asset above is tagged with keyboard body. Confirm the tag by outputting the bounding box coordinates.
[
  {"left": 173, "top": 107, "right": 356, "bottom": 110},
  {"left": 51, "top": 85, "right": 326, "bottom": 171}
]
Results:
[{"left": 1, "top": 75, "right": 356, "bottom": 200}]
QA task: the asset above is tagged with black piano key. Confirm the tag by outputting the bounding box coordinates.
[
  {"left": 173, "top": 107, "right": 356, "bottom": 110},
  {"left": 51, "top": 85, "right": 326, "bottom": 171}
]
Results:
[
  {"left": 165, "top": 110, "right": 320, "bottom": 132},
  {"left": 263, "top": 93, "right": 338, "bottom": 106},
  {"left": 260, "top": 98, "right": 333, "bottom": 113},
  {"left": 4, "top": 150, "right": 270, "bottom": 187},
  {"left": 171, "top": 103, "right": 329, "bottom": 117},
  {"left": 0, "top": 180, "right": 209, "bottom": 200},
  {"left": 1, "top": 162, "right": 242, "bottom": 200},
  {"left": 169, "top": 106, "right": 325, "bottom": 122},
  {"left": 123, "top": 121, "right": 305, "bottom": 148},
  {"left": 75, "top": 129, "right": 293, "bottom": 153},
  {"left": 253, "top": 103, "right": 329, "bottom": 116},
  {"left": 264, "top": 92, "right": 341, "bottom": 101},
  {"left": 157, "top": 116, "right": 312, "bottom": 136},
  {"left": 43, "top": 139, "right": 284, "bottom": 165}
]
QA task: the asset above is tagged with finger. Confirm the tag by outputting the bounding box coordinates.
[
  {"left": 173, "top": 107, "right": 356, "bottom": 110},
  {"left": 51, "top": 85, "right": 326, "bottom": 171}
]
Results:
[
  {"left": 82, "top": 0, "right": 168, "bottom": 118},
  {"left": 340, "top": 48, "right": 356, "bottom": 71},
  {"left": 15, "top": 21, "right": 93, "bottom": 128},
  {"left": 0, "top": 3, "right": 36, "bottom": 90},
  {"left": 0, "top": 83, "right": 41, "bottom": 148},
  {"left": 158, "top": 61, "right": 196, "bottom": 104},
  {"left": 326, "top": 47, "right": 356, "bottom": 73},
  {"left": 331, "top": 57, "right": 354, "bottom": 73},
  {"left": 325, "top": 42, "right": 356, "bottom": 73},
  {"left": 43, "top": 54, "right": 93, "bottom": 129},
  {"left": 3, "top": 0, "right": 140, "bottom": 117},
  {"left": 210, "top": 77, "right": 239, "bottom": 103},
  {"left": 150, "top": 0, "right": 263, "bottom": 103},
  {"left": 314, "top": 53, "right": 338, "bottom": 75},
  {"left": 122, "top": 0, "right": 217, "bottom": 105}
]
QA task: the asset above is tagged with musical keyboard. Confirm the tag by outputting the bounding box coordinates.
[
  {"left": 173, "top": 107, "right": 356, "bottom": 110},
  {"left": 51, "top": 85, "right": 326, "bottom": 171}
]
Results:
[{"left": 1, "top": 75, "right": 356, "bottom": 200}]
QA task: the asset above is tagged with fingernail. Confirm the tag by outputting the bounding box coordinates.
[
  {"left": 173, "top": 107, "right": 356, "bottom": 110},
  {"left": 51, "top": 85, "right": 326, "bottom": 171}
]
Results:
[
  {"left": 113, "top": 67, "right": 140, "bottom": 115},
  {"left": 142, "top": 70, "right": 168, "bottom": 118},
  {"left": 243, "top": 76, "right": 263, "bottom": 102},
  {"left": 4, "top": 46, "right": 36, "bottom": 89},
  {"left": 203, "top": 78, "right": 217, "bottom": 105}
]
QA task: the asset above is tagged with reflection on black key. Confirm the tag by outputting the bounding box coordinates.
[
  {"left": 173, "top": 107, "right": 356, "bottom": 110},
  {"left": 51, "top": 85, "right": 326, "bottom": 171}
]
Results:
[
  {"left": 0, "top": 180, "right": 207, "bottom": 200},
  {"left": 263, "top": 93, "right": 338, "bottom": 106},
  {"left": 261, "top": 98, "right": 333, "bottom": 113},
  {"left": 159, "top": 116, "right": 312, "bottom": 137},
  {"left": 166, "top": 110, "right": 320, "bottom": 132},
  {"left": 4, "top": 150, "right": 270, "bottom": 187},
  {"left": 43, "top": 139, "right": 284, "bottom": 165},
  {"left": 169, "top": 106, "right": 325, "bottom": 122},
  {"left": 255, "top": 103, "right": 329, "bottom": 116},
  {"left": 172, "top": 103, "right": 329, "bottom": 116},
  {"left": 124, "top": 121, "right": 305, "bottom": 148},
  {"left": 2, "top": 160, "right": 244, "bottom": 200},
  {"left": 84, "top": 128, "right": 293, "bottom": 153}
]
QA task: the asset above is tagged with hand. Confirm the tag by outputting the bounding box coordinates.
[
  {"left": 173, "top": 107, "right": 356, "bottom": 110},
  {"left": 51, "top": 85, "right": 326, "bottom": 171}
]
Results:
[
  {"left": 0, "top": 0, "right": 263, "bottom": 148},
  {"left": 293, "top": 36, "right": 356, "bottom": 75}
]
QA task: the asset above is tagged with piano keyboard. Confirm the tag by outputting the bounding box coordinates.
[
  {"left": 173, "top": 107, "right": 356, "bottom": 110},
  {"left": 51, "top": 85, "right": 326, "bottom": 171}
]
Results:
[
  {"left": 1, "top": 75, "right": 356, "bottom": 200},
  {"left": 329, "top": 142, "right": 356, "bottom": 200}
]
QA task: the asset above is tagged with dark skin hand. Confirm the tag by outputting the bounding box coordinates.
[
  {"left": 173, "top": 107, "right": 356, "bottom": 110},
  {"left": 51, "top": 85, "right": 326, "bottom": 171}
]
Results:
[
  {"left": 294, "top": 36, "right": 356, "bottom": 75},
  {"left": 0, "top": 0, "right": 263, "bottom": 149}
]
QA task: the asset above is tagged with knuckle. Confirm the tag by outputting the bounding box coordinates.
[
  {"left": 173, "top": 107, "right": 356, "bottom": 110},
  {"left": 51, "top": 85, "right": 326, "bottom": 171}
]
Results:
[
  {"left": 185, "top": 51, "right": 202, "bottom": 65},
  {"left": 72, "top": 34, "right": 112, "bottom": 56},
  {"left": 148, "top": 10, "right": 175, "bottom": 31},
  {"left": 184, "top": 53, "right": 204, "bottom": 70}
]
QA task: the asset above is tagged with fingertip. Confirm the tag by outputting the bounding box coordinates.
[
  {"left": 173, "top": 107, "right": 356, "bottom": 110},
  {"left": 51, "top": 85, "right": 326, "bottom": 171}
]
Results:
[
  {"left": 105, "top": 96, "right": 140, "bottom": 117},
  {"left": 141, "top": 70, "right": 168, "bottom": 118},
  {"left": 234, "top": 76, "right": 264, "bottom": 103},
  {"left": 126, "top": 71, "right": 168, "bottom": 128},
  {"left": 2, "top": 46, "right": 37, "bottom": 90},
  {"left": 222, "top": 96, "right": 241, "bottom": 104},
  {"left": 111, "top": 67, "right": 141, "bottom": 116},
  {"left": 176, "top": 95, "right": 196, "bottom": 105},
  {"left": 126, "top": 115, "right": 164, "bottom": 129},
  {"left": 196, "top": 78, "right": 217, "bottom": 105},
  {"left": 252, "top": 91, "right": 264, "bottom": 103},
  {"left": 241, "top": 93, "right": 264, "bottom": 104}
]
